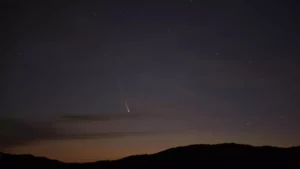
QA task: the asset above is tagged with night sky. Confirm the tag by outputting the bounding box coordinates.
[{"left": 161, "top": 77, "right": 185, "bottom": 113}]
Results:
[{"left": 1, "top": 0, "right": 300, "bottom": 162}]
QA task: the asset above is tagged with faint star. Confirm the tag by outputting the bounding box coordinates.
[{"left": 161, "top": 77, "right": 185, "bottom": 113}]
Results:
[
  {"left": 190, "top": 0, "right": 193, "bottom": 2},
  {"left": 257, "top": 36, "right": 259, "bottom": 40},
  {"left": 246, "top": 122, "right": 250, "bottom": 125},
  {"left": 92, "top": 12, "right": 96, "bottom": 16},
  {"left": 248, "top": 60, "right": 252, "bottom": 64},
  {"left": 216, "top": 53, "right": 219, "bottom": 55}
]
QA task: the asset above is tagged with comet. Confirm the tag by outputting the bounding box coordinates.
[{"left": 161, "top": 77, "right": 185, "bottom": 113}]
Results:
[
  {"left": 116, "top": 79, "right": 130, "bottom": 113},
  {"left": 125, "top": 100, "right": 130, "bottom": 113}
]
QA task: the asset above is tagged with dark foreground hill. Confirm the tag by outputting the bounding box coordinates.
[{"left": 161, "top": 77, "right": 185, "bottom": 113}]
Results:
[{"left": 1, "top": 143, "right": 300, "bottom": 169}]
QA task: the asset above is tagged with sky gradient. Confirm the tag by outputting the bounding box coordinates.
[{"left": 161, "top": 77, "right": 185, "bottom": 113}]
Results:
[{"left": 1, "top": 0, "right": 300, "bottom": 162}]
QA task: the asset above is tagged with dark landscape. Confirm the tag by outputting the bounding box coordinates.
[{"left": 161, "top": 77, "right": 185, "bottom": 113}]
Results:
[{"left": 1, "top": 143, "right": 300, "bottom": 169}]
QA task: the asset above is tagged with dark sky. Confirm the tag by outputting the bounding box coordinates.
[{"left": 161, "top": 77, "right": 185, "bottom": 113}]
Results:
[{"left": 1, "top": 0, "right": 300, "bottom": 162}]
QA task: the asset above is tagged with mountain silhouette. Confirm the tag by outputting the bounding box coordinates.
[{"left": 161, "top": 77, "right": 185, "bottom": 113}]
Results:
[{"left": 1, "top": 143, "right": 300, "bottom": 169}]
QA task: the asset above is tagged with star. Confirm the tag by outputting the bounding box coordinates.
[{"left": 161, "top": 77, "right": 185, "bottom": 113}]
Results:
[
  {"left": 248, "top": 60, "right": 252, "bottom": 64},
  {"left": 216, "top": 53, "right": 219, "bottom": 55}
]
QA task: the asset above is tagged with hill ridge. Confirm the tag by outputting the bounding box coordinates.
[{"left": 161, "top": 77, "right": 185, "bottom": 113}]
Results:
[{"left": 1, "top": 143, "right": 300, "bottom": 169}]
